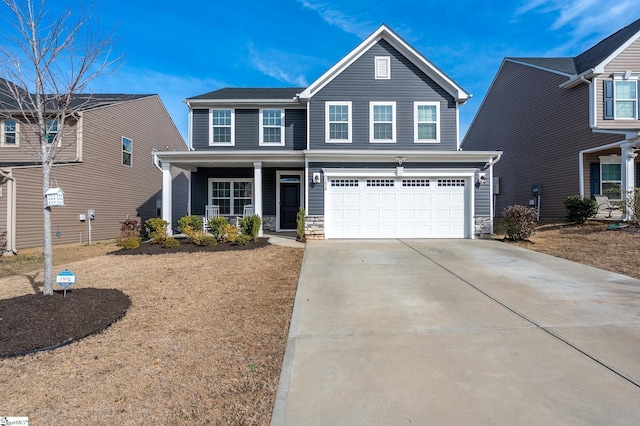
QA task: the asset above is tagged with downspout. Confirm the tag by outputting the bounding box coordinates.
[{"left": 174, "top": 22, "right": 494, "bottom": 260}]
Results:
[{"left": 0, "top": 168, "right": 17, "bottom": 254}]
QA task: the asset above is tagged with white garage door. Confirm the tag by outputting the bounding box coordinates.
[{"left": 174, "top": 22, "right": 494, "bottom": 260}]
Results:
[{"left": 325, "top": 177, "right": 468, "bottom": 239}]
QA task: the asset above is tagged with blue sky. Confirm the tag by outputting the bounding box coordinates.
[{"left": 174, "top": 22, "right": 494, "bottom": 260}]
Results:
[{"left": 19, "top": 1, "right": 640, "bottom": 142}]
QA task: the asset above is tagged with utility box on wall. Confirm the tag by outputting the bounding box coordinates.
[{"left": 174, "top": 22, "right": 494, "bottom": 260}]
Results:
[{"left": 45, "top": 187, "right": 65, "bottom": 207}]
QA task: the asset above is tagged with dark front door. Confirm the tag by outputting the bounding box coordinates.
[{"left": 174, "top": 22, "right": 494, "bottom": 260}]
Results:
[{"left": 280, "top": 183, "right": 300, "bottom": 229}]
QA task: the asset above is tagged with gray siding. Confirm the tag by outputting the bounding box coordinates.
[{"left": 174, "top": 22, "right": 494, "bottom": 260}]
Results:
[
  {"left": 10, "top": 96, "right": 187, "bottom": 250},
  {"left": 191, "top": 108, "right": 306, "bottom": 151},
  {"left": 307, "top": 162, "right": 485, "bottom": 215},
  {"left": 309, "top": 40, "right": 458, "bottom": 151},
  {"left": 462, "top": 60, "right": 621, "bottom": 217}
]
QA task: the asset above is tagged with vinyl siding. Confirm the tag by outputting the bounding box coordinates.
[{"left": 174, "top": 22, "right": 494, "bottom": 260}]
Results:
[
  {"left": 10, "top": 96, "right": 187, "bottom": 249},
  {"left": 463, "top": 60, "right": 621, "bottom": 217},
  {"left": 191, "top": 108, "right": 306, "bottom": 151},
  {"left": 0, "top": 178, "right": 7, "bottom": 249},
  {"left": 309, "top": 39, "right": 458, "bottom": 150}
]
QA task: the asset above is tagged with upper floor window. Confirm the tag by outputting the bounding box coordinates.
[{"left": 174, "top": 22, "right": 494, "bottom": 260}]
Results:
[
  {"left": 375, "top": 56, "right": 391, "bottom": 80},
  {"left": 210, "top": 109, "right": 234, "bottom": 145},
  {"left": 1, "top": 119, "right": 18, "bottom": 146},
  {"left": 260, "top": 109, "right": 285, "bottom": 145},
  {"left": 46, "top": 119, "right": 59, "bottom": 144},
  {"left": 326, "top": 101, "right": 352, "bottom": 143},
  {"left": 370, "top": 102, "right": 396, "bottom": 143},
  {"left": 604, "top": 79, "right": 638, "bottom": 120},
  {"left": 122, "top": 137, "right": 132, "bottom": 166},
  {"left": 414, "top": 102, "right": 440, "bottom": 143}
]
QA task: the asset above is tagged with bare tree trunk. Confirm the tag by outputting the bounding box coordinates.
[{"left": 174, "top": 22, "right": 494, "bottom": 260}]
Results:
[{"left": 42, "top": 160, "right": 53, "bottom": 295}]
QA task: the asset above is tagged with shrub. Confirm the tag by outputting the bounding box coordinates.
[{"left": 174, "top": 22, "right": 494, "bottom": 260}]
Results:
[
  {"left": 239, "top": 215, "right": 261, "bottom": 241},
  {"left": 145, "top": 218, "right": 169, "bottom": 244},
  {"left": 233, "top": 234, "right": 251, "bottom": 246},
  {"left": 178, "top": 215, "right": 203, "bottom": 234},
  {"left": 208, "top": 216, "right": 229, "bottom": 240},
  {"left": 619, "top": 188, "right": 640, "bottom": 223},
  {"left": 200, "top": 235, "right": 218, "bottom": 247},
  {"left": 502, "top": 205, "right": 537, "bottom": 241},
  {"left": 116, "top": 218, "right": 141, "bottom": 249},
  {"left": 163, "top": 237, "right": 180, "bottom": 249},
  {"left": 296, "top": 208, "right": 305, "bottom": 240},
  {"left": 564, "top": 195, "right": 597, "bottom": 224},
  {"left": 220, "top": 223, "right": 239, "bottom": 243}
]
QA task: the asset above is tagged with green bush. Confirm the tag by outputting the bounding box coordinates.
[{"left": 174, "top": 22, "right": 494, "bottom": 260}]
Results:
[
  {"left": 178, "top": 215, "right": 203, "bottom": 233},
  {"left": 502, "top": 205, "right": 537, "bottom": 241},
  {"left": 564, "top": 195, "right": 597, "bottom": 224},
  {"left": 145, "top": 218, "right": 169, "bottom": 244},
  {"left": 220, "top": 223, "right": 239, "bottom": 243},
  {"left": 233, "top": 234, "right": 251, "bottom": 246},
  {"left": 200, "top": 235, "right": 218, "bottom": 247},
  {"left": 239, "top": 215, "right": 261, "bottom": 241},
  {"left": 163, "top": 237, "right": 180, "bottom": 249},
  {"left": 117, "top": 236, "right": 140, "bottom": 250},
  {"left": 116, "top": 218, "right": 141, "bottom": 249},
  {"left": 207, "top": 216, "right": 229, "bottom": 240},
  {"left": 296, "top": 208, "right": 306, "bottom": 240}
]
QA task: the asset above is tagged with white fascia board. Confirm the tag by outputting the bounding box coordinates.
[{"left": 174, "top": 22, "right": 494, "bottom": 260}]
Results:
[
  {"left": 559, "top": 68, "right": 597, "bottom": 89},
  {"left": 506, "top": 58, "right": 574, "bottom": 78},
  {"left": 299, "top": 24, "right": 470, "bottom": 103},
  {"left": 185, "top": 99, "right": 303, "bottom": 108},
  {"left": 594, "top": 30, "right": 640, "bottom": 73},
  {"left": 322, "top": 167, "right": 476, "bottom": 177},
  {"left": 304, "top": 149, "right": 502, "bottom": 163}
]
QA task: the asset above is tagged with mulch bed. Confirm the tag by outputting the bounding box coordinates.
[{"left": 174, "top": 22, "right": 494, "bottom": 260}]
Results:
[
  {"left": 0, "top": 288, "right": 131, "bottom": 358},
  {"left": 1, "top": 238, "right": 270, "bottom": 359},
  {"left": 110, "top": 238, "right": 270, "bottom": 255}
]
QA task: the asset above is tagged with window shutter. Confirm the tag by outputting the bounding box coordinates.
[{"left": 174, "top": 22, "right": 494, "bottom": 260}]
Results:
[
  {"left": 604, "top": 80, "right": 614, "bottom": 120},
  {"left": 590, "top": 163, "right": 601, "bottom": 197}
]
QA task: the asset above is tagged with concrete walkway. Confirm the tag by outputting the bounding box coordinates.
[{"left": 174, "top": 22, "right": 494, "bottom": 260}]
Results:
[{"left": 271, "top": 239, "right": 640, "bottom": 425}]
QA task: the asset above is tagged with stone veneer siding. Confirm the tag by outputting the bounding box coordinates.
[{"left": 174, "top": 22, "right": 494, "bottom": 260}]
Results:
[
  {"left": 475, "top": 216, "right": 492, "bottom": 238},
  {"left": 304, "top": 215, "right": 324, "bottom": 239}
]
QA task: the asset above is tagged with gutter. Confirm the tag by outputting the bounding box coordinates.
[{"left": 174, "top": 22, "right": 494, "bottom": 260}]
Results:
[
  {"left": 559, "top": 68, "right": 596, "bottom": 89},
  {"left": 0, "top": 168, "right": 17, "bottom": 255}
]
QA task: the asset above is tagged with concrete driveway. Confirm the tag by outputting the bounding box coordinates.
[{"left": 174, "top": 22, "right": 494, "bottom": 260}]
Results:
[{"left": 271, "top": 239, "right": 640, "bottom": 425}]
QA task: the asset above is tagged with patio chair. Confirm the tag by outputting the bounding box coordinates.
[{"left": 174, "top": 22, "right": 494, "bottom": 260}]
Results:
[
  {"left": 242, "top": 204, "right": 255, "bottom": 217},
  {"left": 203, "top": 205, "right": 219, "bottom": 230},
  {"left": 594, "top": 195, "right": 619, "bottom": 218}
]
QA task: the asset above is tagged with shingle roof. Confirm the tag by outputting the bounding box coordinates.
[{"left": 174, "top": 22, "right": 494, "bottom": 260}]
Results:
[
  {"left": 508, "top": 17, "right": 640, "bottom": 77},
  {"left": 187, "top": 87, "right": 305, "bottom": 101}
]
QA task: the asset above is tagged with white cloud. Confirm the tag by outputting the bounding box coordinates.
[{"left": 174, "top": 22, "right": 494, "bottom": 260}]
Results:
[
  {"left": 247, "top": 44, "right": 309, "bottom": 87},
  {"left": 296, "top": 0, "right": 375, "bottom": 38}
]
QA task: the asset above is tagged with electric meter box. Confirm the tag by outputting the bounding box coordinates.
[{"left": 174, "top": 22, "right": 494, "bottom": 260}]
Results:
[{"left": 45, "top": 187, "right": 65, "bottom": 207}]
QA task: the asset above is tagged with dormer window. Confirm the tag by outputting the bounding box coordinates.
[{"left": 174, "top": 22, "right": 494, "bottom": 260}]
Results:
[{"left": 375, "top": 56, "right": 390, "bottom": 80}]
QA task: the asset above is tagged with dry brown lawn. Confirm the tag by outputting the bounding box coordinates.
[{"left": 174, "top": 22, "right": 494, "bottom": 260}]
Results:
[{"left": 0, "top": 242, "right": 303, "bottom": 425}]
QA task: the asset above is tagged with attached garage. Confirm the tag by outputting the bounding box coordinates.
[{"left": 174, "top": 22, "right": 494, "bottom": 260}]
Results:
[{"left": 323, "top": 170, "right": 473, "bottom": 239}]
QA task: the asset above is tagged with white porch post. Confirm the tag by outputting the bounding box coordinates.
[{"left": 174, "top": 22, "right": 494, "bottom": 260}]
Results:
[
  {"left": 254, "top": 161, "right": 263, "bottom": 237},
  {"left": 621, "top": 144, "right": 637, "bottom": 221},
  {"left": 161, "top": 162, "right": 173, "bottom": 235}
]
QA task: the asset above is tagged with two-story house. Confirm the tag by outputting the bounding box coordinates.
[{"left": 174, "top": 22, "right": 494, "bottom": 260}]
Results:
[
  {"left": 462, "top": 18, "right": 640, "bottom": 219},
  {"left": 155, "top": 25, "right": 502, "bottom": 239},
  {"left": 0, "top": 90, "right": 188, "bottom": 253}
]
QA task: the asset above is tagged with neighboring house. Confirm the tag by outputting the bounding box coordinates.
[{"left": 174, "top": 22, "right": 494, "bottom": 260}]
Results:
[
  {"left": 0, "top": 90, "right": 188, "bottom": 253},
  {"left": 462, "top": 18, "right": 640, "bottom": 218},
  {"left": 155, "top": 24, "right": 501, "bottom": 239}
]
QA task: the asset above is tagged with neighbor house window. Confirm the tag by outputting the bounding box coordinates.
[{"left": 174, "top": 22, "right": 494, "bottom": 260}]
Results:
[
  {"left": 210, "top": 109, "right": 234, "bottom": 145},
  {"left": 600, "top": 155, "right": 622, "bottom": 199},
  {"left": 326, "top": 102, "right": 352, "bottom": 143},
  {"left": 209, "top": 179, "right": 253, "bottom": 215},
  {"left": 122, "top": 137, "right": 132, "bottom": 166},
  {"left": 46, "top": 119, "right": 59, "bottom": 144},
  {"left": 369, "top": 102, "right": 396, "bottom": 143},
  {"left": 414, "top": 102, "right": 440, "bottom": 143},
  {"left": 375, "top": 56, "right": 391, "bottom": 80},
  {"left": 259, "top": 109, "right": 284, "bottom": 145},
  {"left": 1, "top": 119, "right": 18, "bottom": 146}
]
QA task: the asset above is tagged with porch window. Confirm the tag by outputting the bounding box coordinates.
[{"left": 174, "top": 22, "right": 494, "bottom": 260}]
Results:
[
  {"left": 326, "top": 102, "right": 352, "bottom": 143},
  {"left": 601, "top": 163, "right": 621, "bottom": 200},
  {"left": 414, "top": 102, "right": 440, "bottom": 142},
  {"left": 1, "top": 119, "right": 18, "bottom": 146},
  {"left": 259, "top": 109, "right": 284, "bottom": 145},
  {"left": 209, "top": 179, "right": 253, "bottom": 215},
  {"left": 210, "top": 109, "right": 234, "bottom": 145},
  {"left": 370, "top": 102, "right": 396, "bottom": 143}
]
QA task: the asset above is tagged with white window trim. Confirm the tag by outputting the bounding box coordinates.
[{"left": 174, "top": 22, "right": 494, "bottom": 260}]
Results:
[
  {"left": 612, "top": 78, "right": 638, "bottom": 120},
  {"left": 325, "top": 101, "right": 352, "bottom": 143},
  {"left": 122, "top": 136, "right": 133, "bottom": 167},
  {"left": 375, "top": 56, "right": 391, "bottom": 80},
  {"left": 414, "top": 101, "right": 440, "bottom": 143},
  {"left": 207, "top": 178, "right": 254, "bottom": 216},
  {"left": 1, "top": 119, "right": 19, "bottom": 147},
  {"left": 45, "top": 119, "right": 60, "bottom": 146},
  {"left": 369, "top": 101, "right": 396, "bottom": 143},
  {"left": 259, "top": 109, "right": 285, "bottom": 146},
  {"left": 209, "top": 108, "right": 235, "bottom": 146}
]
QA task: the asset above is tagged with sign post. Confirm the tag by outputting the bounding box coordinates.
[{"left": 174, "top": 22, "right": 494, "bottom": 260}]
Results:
[{"left": 56, "top": 269, "right": 76, "bottom": 297}]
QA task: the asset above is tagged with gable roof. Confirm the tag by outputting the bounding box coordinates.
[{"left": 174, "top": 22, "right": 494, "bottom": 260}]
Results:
[
  {"left": 299, "top": 24, "right": 470, "bottom": 104},
  {"left": 187, "top": 87, "right": 304, "bottom": 103}
]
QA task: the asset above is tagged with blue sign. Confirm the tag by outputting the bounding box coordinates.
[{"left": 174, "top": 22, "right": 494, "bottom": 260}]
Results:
[{"left": 56, "top": 269, "right": 76, "bottom": 289}]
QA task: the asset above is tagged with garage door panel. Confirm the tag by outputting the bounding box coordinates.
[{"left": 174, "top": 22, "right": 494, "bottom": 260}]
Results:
[{"left": 326, "top": 176, "right": 468, "bottom": 239}]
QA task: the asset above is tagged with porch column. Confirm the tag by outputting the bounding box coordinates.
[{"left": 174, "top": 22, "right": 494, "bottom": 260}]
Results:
[
  {"left": 621, "top": 144, "right": 638, "bottom": 221},
  {"left": 161, "top": 162, "right": 173, "bottom": 235},
  {"left": 254, "top": 161, "right": 263, "bottom": 237}
]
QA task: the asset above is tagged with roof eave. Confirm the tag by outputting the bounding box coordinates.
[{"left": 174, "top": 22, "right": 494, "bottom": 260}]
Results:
[{"left": 559, "top": 69, "right": 597, "bottom": 89}]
